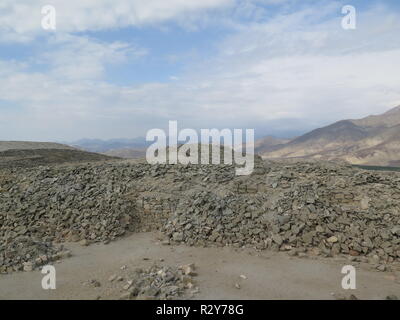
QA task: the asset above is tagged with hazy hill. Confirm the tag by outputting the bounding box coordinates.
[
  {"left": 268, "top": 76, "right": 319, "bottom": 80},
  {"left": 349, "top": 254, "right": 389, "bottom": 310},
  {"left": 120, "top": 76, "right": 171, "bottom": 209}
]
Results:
[
  {"left": 261, "top": 105, "right": 400, "bottom": 166},
  {"left": 352, "top": 105, "right": 400, "bottom": 128},
  {"left": 251, "top": 136, "right": 292, "bottom": 154},
  {"left": 70, "top": 138, "right": 149, "bottom": 153},
  {"left": 0, "top": 141, "right": 76, "bottom": 152},
  {"left": 0, "top": 141, "right": 117, "bottom": 168},
  {"left": 103, "top": 148, "right": 146, "bottom": 159}
]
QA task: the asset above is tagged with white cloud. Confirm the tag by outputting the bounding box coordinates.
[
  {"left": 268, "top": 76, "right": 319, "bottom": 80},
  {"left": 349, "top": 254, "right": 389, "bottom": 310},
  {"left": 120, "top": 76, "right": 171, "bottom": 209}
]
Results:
[
  {"left": 1, "top": 2, "right": 400, "bottom": 140},
  {"left": 40, "top": 34, "right": 147, "bottom": 80},
  {"left": 0, "top": 0, "right": 234, "bottom": 42}
]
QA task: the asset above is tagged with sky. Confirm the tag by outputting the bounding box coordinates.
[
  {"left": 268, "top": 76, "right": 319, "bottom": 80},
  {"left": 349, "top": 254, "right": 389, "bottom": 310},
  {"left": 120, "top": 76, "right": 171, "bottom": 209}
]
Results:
[{"left": 0, "top": 0, "right": 400, "bottom": 141}]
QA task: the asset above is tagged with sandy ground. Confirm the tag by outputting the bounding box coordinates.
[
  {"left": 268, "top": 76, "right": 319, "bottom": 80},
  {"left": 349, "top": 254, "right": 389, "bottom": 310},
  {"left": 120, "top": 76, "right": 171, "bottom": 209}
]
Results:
[{"left": 0, "top": 232, "right": 399, "bottom": 300}]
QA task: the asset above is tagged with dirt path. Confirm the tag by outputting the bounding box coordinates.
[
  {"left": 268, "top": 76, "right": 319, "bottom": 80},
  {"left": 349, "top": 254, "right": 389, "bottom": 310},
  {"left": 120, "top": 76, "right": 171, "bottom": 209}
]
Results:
[{"left": 0, "top": 232, "right": 399, "bottom": 300}]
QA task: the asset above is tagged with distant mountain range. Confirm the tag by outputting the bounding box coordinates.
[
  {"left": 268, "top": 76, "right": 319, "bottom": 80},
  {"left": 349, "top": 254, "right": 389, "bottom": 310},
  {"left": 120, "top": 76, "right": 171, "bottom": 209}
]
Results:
[
  {"left": 69, "top": 137, "right": 149, "bottom": 153},
  {"left": 69, "top": 106, "right": 400, "bottom": 165},
  {"left": 259, "top": 105, "right": 400, "bottom": 166}
]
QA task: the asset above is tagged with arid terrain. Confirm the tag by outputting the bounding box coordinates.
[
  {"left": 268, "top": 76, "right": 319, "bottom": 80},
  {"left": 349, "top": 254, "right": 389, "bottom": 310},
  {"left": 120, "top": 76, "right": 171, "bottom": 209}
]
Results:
[
  {"left": 0, "top": 141, "right": 116, "bottom": 169},
  {"left": 1, "top": 232, "right": 399, "bottom": 300},
  {"left": 0, "top": 144, "right": 399, "bottom": 300},
  {"left": 260, "top": 106, "right": 400, "bottom": 166},
  {"left": 2, "top": 0, "right": 400, "bottom": 307}
]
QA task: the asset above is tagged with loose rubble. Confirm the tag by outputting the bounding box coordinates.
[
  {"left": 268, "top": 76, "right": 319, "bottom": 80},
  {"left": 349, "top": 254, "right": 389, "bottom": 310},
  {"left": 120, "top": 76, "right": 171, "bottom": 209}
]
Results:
[
  {"left": 162, "top": 161, "right": 400, "bottom": 267},
  {"left": 117, "top": 263, "right": 198, "bottom": 300},
  {"left": 1, "top": 158, "right": 400, "bottom": 273}
]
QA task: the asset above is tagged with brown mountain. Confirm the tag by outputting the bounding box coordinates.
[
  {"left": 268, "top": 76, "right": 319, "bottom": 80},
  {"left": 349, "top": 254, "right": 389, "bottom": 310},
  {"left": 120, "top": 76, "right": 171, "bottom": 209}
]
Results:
[
  {"left": 0, "top": 141, "right": 117, "bottom": 168},
  {"left": 261, "top": 105, "right": 400, "bottom": 166},
  {"left": 251, "top": 136, "right": 292, "bottom": 154},
  {"left": 103, "top": 148, "right": 146, "bottom": 159}
]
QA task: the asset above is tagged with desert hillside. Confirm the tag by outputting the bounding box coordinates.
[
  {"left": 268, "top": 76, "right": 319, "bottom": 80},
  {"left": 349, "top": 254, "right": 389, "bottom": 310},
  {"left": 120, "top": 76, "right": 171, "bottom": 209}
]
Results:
[
  {"left": 103, "top": 148, "right": 146, "bottom": 159},
  {"left": 251, "top": 136, "right": 292, "bottom": 154},
  {"left": 0, "top": 141, "right": 118, "bottom": 168},
  {"left": 0, "top": 141, "right": 76, "bottom": 152},
  {"left": 261, "top": 106, "right": 400, "bottom": 166}
]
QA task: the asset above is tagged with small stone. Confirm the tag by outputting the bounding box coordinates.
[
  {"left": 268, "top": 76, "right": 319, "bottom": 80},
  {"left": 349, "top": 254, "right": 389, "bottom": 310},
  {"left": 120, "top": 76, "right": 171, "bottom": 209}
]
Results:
[
  {"left": 377, "top": 265, "right": 386, "bottom": 272},
  {"left": 23, "top": 262, "right": 33, "bottom": 272},
  {"left": 79, "top": 239, "right": 89, "bottom": 246},
  {"left": 327, "top": 236, "right": 338, "bottom": 243},
  {"left": 144, "top": 286, "right": 160, "bottom": 297},
  {"left": 360, "top": 198, "right": 370, "bottom": 210},
  {"left": 235, "top": 283, "right": 241, "bottom": 289},
  {"left": 84, "top": 279, "right": 101, "bottom": 287},
  {"left": 108, "top": 274, "right": 117, "bottom": 282},
  {"left": 128, "top": 286, "right": 140, "bottom": 297},
  {"left": 186, "top": 282, "right": 195, "bottom": 289},
  {"left": 181, "top": 263, "right": 197, "bottom": 276},
  {"left": 58, "top": 250, "right": 72, "bottom": 259},
  {"left": 119, "top": 292, "right": 132, "bottom": 300},
  {"left": 272, "top": 234, "right": 283, "bottom": 245},
  {"left": 91, "top": 280, "right": 101, "bottom": 287},
  {"left": 191, "top": 287, "right": 200, "bottom": 294},
  {"left": 173, "top": 232, "right": 184, "bottom": 242},
  {"left": 123, "top": 283, "right": 132, "bottom": 290},
  {"left": 349, "top": 250, "right": 359, "bottom": 256}
]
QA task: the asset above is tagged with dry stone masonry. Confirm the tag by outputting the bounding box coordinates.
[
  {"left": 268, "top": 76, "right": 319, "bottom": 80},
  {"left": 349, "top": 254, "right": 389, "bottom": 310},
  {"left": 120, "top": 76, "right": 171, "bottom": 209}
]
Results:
[{"left": 1, "top": 158, "right": 400, "bottom": 273}]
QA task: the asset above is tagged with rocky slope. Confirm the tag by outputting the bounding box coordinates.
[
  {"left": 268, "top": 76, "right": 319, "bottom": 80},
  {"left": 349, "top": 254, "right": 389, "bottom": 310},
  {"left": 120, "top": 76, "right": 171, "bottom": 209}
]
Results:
[
  {"left": 0, "top": 141, "right": 76, "bottom": 152},
  {"left": 0, "top": 149, "right": 117, "bottom": 169},
  {"left": 1, "top": 159, "right": 399, "bottom": 274},
  {"left": 103, "top": 148, "right": 146, "bottom": 159},
  {"left": 251, "top": 136, "right": 292, "bottom": 154},
  {"left": 262, "top": 105, "right": 400, "bottom": 166},
  {"left": 0, "top": 140, "right": 118, "bottom": 168}
]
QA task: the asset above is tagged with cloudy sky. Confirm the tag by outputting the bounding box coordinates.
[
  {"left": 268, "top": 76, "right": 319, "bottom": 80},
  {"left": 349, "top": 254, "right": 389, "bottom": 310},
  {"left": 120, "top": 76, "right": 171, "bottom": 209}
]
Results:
[{"left": 1, "top": 0, "right": 400, "bottom": 141}]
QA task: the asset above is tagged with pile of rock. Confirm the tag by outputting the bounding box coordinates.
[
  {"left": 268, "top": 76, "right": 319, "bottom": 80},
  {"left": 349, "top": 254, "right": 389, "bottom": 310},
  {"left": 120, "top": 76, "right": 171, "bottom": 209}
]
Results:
[
  {"left": 0, "top": 164, "right": 140, "bottom": 273},
  {"left": 118, "top": 263, "right": 198, "bottom": 300},
  {"left": 0, "top": 238, "right": 71, "bottom": 273},
  {"left": 0, "top": 160, "right": 234, "bottom": 273},
  {"left": 1, "top": 158, "right": 400, "bottom": 273},
  {"left": 162, "top": 189, "right": 400, "bottom": 263},
  {"left": 161, "top": 161, "right": 400, "bottom": 265}
]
